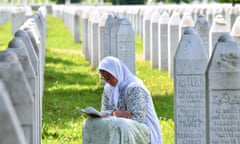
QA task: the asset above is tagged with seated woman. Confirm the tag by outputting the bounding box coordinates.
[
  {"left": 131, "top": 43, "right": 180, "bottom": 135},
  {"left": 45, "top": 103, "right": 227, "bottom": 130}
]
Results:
[{"left": 82, "top": 56, "right": 162, "bottom": 144}]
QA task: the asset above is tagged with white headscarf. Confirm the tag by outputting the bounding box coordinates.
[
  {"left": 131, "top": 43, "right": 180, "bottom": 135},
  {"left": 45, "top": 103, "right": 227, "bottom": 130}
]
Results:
[{"left": 98, "top": 56, "right": 149, "bottom": 108}]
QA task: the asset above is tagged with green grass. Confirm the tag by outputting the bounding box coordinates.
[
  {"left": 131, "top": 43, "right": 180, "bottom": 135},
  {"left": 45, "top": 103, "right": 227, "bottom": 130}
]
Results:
[
  {"left": 0, "top": 14, "right": 174, "bottom": 144},
  {"left": 0, "top": 21, "right": 13, "bottom": 51}
]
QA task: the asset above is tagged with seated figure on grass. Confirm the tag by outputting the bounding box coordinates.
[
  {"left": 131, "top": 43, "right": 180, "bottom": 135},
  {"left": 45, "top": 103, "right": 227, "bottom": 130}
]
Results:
[{"left": 82, "top": 56, "right": 162, "bottom": 144}]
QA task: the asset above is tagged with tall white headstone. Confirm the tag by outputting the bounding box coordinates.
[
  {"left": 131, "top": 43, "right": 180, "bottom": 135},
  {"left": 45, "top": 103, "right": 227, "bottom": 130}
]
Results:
[
  {"left": 206, "top": 33, "right": 240, "bottom": 144},
  {"left": 174, "top": 27, "right": 208, "bottom": 144},
  {"left": 159, "top": 11, "right": 169, "bottom": 71},
  {"left": 168, "top": 11, "right": 181, "bottom": 78},
  {"left": 195, "top": 14, "right": 210, "bottom": 58}
]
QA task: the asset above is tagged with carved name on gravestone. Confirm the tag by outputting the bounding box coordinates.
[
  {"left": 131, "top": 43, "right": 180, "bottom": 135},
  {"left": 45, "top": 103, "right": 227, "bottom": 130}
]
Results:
[
  {"left": 174, "top": 27, "right": 208, "bottom": 144},
  {"left": 207, "top": 33, "right": 240, "bottom": 144},
  {"left": 0, "top": 81, "right": 27, "bottom": 144}
]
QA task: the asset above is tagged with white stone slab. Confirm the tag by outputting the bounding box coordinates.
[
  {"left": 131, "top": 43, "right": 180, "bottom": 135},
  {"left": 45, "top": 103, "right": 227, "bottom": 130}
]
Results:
[
  {"left": 0, "top": 50, "right": 34, "bottom": 144},
  {"left": 206, "top": 33, "right": 240, "bottom": 144},
  {"left": 159, "top": 11, "right": 169, "bottom": 71},
  {"left": 174, "top": 27, "right": 208, "bottom": 144},
  {"left": 116, "top": 17, "right": 135, "bottom": 74},
  {"left": 168, "top": 11, "right": 181, "bottom": 78},
  {"left": 98, "top": 13, "right": 114, "bottom": 62},
  {"left": 0, "top": 80, "right": 27, "bottom": 144},
  {"left": 209, "top": 14, "right": 229, "bottom": 57},
  {"left": 195, "top": 14, "right": 210, "bottom": 58},
  {"left": 150, "top": 10, "right": 160, "bottom": 68},
  {"left": 143, "top": 9, "right": 154, "bottom": 60}
]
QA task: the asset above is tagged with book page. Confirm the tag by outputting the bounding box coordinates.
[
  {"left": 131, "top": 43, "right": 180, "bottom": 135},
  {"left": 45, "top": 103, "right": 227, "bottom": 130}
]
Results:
[{"left": 81, "top": 107, "right": 102, "bottom": 118}]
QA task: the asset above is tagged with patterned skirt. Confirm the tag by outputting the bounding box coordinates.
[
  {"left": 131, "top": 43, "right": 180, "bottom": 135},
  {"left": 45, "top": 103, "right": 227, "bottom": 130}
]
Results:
[{"left": 82, "top": 116, "right": 150, "bottom": 144}]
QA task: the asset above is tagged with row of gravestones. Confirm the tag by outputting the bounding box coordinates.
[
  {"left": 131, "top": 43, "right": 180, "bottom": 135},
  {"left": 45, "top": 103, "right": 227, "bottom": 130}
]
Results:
[
  {"left": 52, "top": 5, "right": 136, "bottom": 74},
  {"left": 175, "top": 26, "right": 240, "bottom": 144},
  {"left": 0, "top": 6, "right": 46, "bottom": 144},
  {"left": 50, "top": 4, "right": 240, "bottom": 77},
  {"left": 0, "top": 5, "right": 33, "bottom": 34}
]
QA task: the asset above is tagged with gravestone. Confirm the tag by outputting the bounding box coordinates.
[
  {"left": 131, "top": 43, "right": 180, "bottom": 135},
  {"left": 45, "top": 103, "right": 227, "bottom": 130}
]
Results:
[
  {"left": 98, "top": 13, "right": 114, "bottom": 61},
  {"left": 174, "top": 27, "right": 208, "bottom": 144},
  {"left": 195, "top": 14, "right": 210, "bottom": 58},
  {"left": 159, "top": 11, "right": 169, "bottom": 71},
  {"left": 206, "top": 33, "right": 240, "bottom": 144},
  {"left": 0, "top": 9, "right": 10, "bottom": 24},
  {"left": 0, "top": 80, "right": 27, "bottom": 144},
  {"left": 143, "top": 9, "right": 154, "bottom": 60},
  {"left": 150, "top": 10, "right": 160, "bottom": 68},
  {"left": 0, "top": 50, "right": 34, "bottom": 144},
  {"left": 81, "top": 8, "right": 91, "bottom": 60},
  {"left": 88, "top": 10, "right": 100, "bottom": 64},
  {"left": 11, "top": 9, "right": 26, "bottom": 34},
  {"left": 179, "top": 12, "right": 194, "bottom": 40},
  {"left": 110, "top": 16, "right": 121, "bottom": 57},
  {"left": 116, "top": 17, "right": 135, "bottom": 74},
  {"left": 230, "top": 16, "right": 240, "bottom": 47},
  {"left": 209, "top": 14, "right": 228, "bottom": 57},
  {"left": 168, "top": 11, "right": 181, "bottom": 78},
  {"left": 90, "top": 11, "right": 101, "bottom": 67}
]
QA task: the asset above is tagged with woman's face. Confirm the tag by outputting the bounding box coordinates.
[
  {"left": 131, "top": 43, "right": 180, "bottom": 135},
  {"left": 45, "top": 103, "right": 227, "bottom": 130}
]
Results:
[{"left": 99, "top": 70, "right": 118, "bottom": 87}]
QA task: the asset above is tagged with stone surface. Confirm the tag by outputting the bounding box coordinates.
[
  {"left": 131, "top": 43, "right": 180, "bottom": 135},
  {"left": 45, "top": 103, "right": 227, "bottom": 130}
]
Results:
[
  {"left": 174, "top": 27, "right": 208, "bottom": 144},
  {"left": 206, "top": 33, "right": 240, "bottom": 144}
]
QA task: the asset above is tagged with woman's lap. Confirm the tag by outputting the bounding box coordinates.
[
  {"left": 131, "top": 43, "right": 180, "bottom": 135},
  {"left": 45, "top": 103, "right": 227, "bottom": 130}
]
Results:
[{"left": 82, "top": 117, "right": 150, "bottom": 144}]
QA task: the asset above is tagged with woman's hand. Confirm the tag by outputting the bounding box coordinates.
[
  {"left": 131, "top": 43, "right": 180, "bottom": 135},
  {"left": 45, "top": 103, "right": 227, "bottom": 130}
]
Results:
[{"left": 112, "top": 110, "right": 132, "bottom": 119}]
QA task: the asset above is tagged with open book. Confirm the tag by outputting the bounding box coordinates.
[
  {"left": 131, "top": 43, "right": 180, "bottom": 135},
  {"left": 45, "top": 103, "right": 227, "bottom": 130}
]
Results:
[{"left": 81, "top": 107, "right": 102, "bottom": 118}]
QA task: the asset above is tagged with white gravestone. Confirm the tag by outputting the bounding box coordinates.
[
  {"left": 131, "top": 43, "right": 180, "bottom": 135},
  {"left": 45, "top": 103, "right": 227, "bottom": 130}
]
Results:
[
  {"left": 168, "top": 11, "right": 181, "bottom": 78},
  {"left": 0, "top": 80, "right": 27, "bottom": 144},
  {"left": 209, "top": 14, "right": 229, "bottom": 57},
  {"left": 143, "top": 9, "right": 154, "bottom": 60},
  {"left": 174, "top": 27, "right": 208, "bottom": 144},
  {"left": 81, "top": 8, "right": 91, "bottom": 60},
  {"left": 8, "top": 37, "right": 40, "bottom": 144},
  {"left": 195, "top": 14, "right": 210, "bottom": 58},
  {"left": 0, "top": 51, "right": 34, "bottom": 144},
  {"left": 116, "top": 17, "right": 135, "bottom": 74},
  {"left": 98, "top": 13, "right": 114, "bottom": 62},
  {"left": 90, "top": 11, "right": 101, "bottom": 67},
  {"left": 150, "top": 10, "right": 161, "bottom": 68},
  {"left": 230, "top": 16, "right": 240, "bottom": 47},
  {"left": 159, "top": 11, "right": 169, "bottom": 71},
  {"left": 179, "top": 12, "right": 194, "bottom": 40},
  {"left": 88, "top": 10, "right": 100, "bottom": 63},
  {"left": 110, "top": 16, "right": 121, "bottom": 57},
  {"left": 206, "top": 33, "right": 240, "bottom": 144}
]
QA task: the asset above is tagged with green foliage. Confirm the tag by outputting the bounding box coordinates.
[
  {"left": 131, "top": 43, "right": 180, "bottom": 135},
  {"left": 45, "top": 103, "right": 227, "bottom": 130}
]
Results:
[{"left": 42, "top": 14, "right": 174, "bottom": 143}]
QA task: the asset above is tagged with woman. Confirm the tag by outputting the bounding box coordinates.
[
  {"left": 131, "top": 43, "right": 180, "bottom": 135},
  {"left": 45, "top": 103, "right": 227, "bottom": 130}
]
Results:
[{"left": 82, "top": 56, "right": 162, "bottom": 144}]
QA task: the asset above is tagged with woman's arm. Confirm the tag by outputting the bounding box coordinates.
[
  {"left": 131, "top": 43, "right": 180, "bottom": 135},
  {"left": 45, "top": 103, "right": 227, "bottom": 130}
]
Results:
[{"left": 125, "top": 87, "right": 148, "bottom": 123}]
